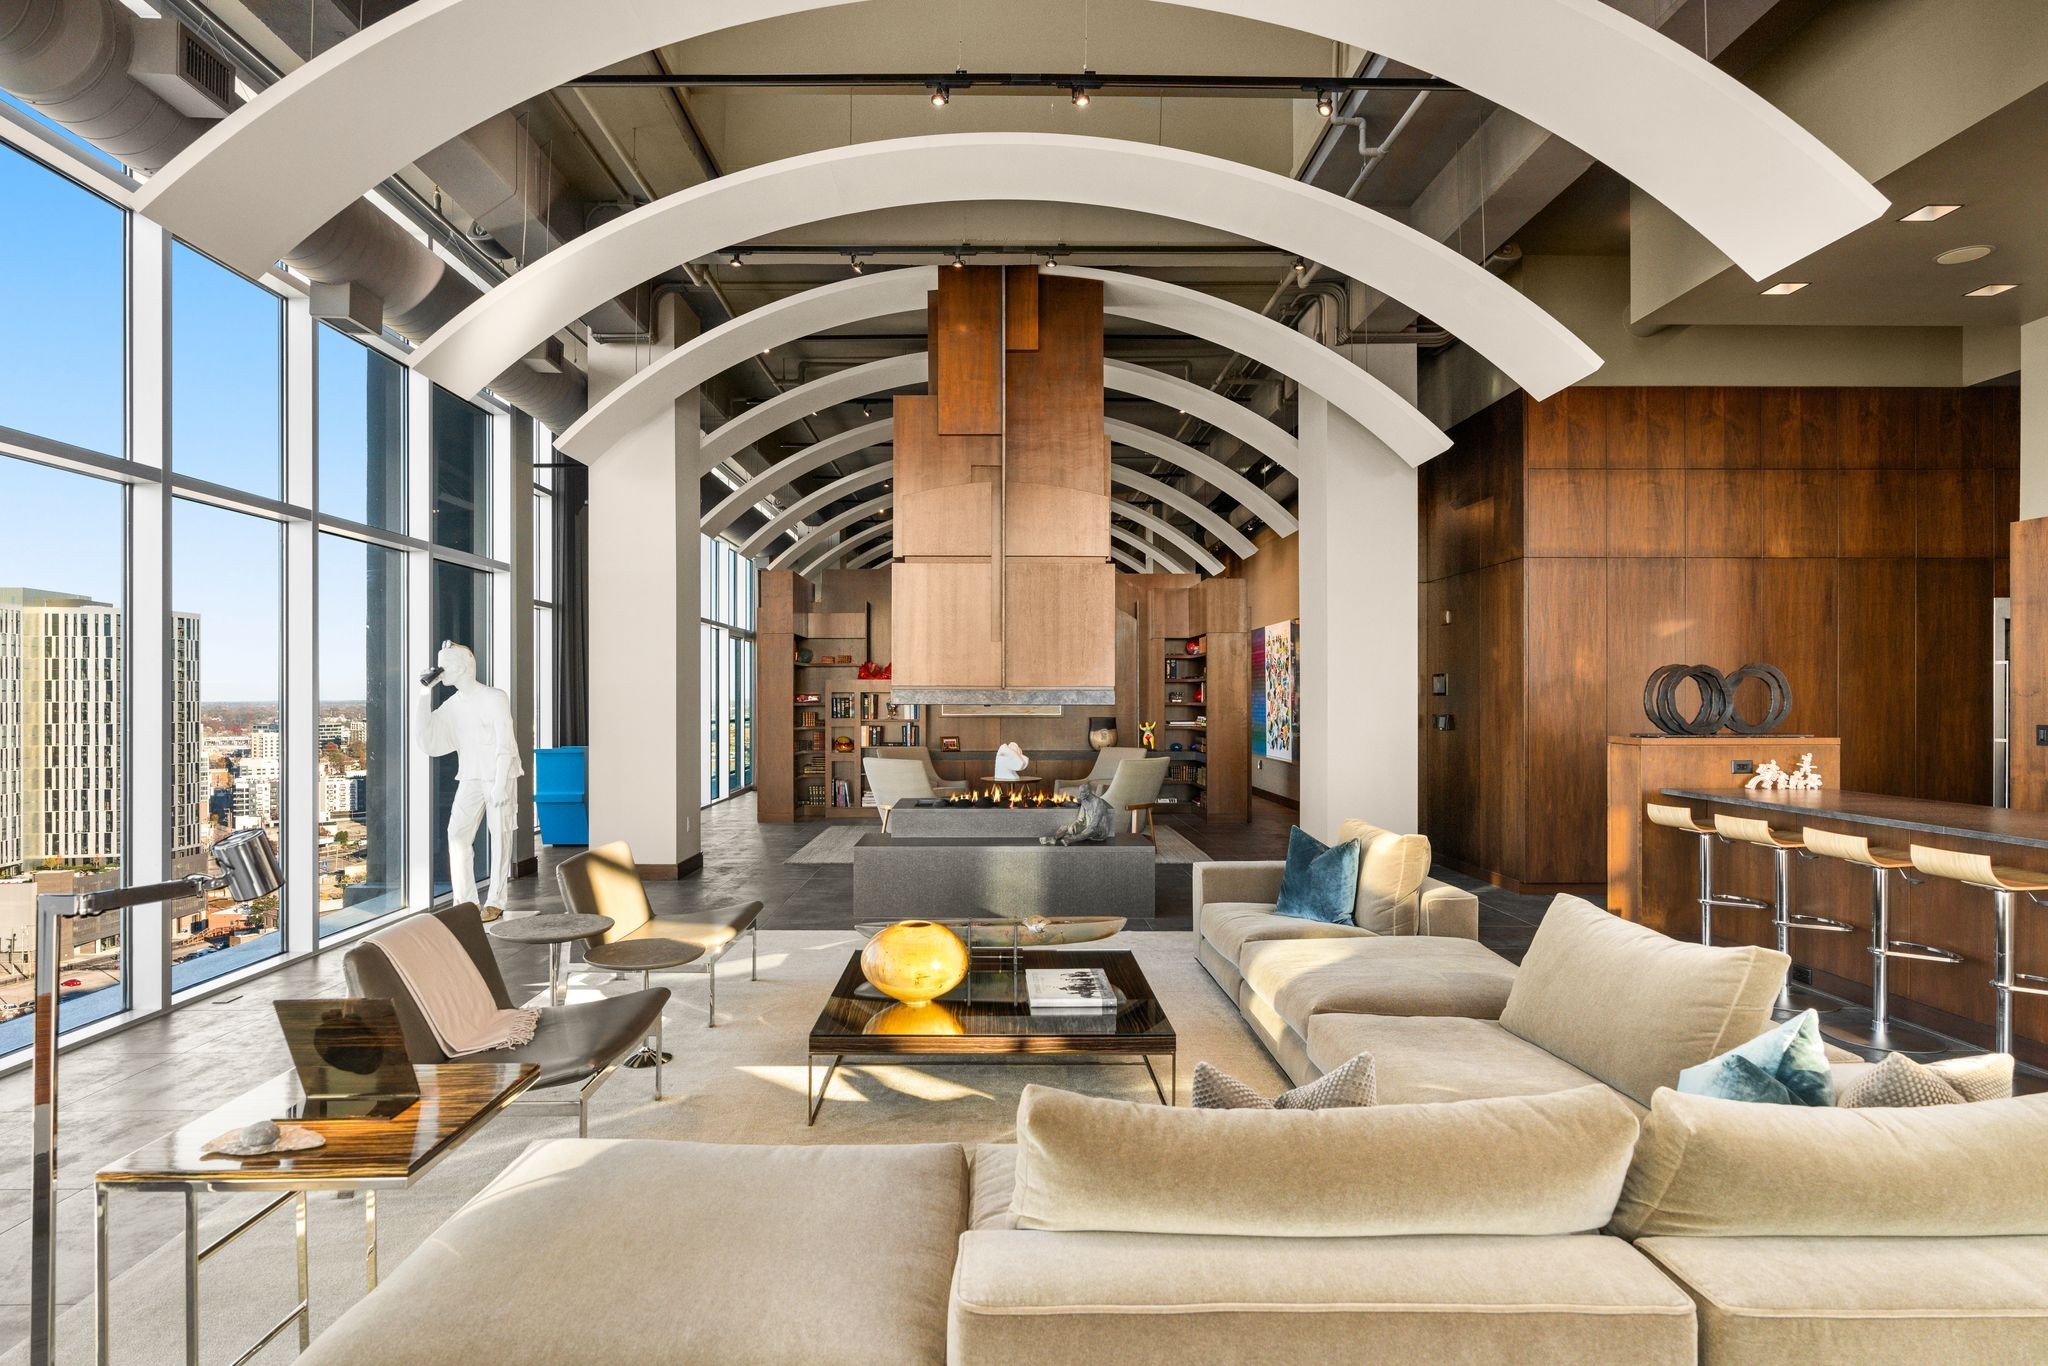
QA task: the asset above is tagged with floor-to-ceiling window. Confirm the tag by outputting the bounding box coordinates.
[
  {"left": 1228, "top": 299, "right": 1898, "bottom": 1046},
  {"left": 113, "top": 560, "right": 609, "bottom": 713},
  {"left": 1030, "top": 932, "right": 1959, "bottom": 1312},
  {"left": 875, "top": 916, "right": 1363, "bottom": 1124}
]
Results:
[
  {"left": 0, "top": 458, "right": 129, "bottom": 1054},
  {"left": 429, "top": 388, "right": 496, "bottom": 902},
  {"left": 533, "top": 460, "right": 555, "bottom": 753},
  {"left": 0, "top": 117, "right": 530, "bottom": 1068},
  {"left": 701, "top": 536, "right": 756, "bottom": 805}
]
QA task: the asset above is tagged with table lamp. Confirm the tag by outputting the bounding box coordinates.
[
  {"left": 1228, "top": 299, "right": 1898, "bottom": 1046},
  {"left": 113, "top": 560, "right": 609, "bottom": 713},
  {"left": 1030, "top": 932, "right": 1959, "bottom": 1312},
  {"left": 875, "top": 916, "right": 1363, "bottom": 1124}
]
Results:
[{"left": 29, "top": 828, "right": 283, "bottom": 1366}]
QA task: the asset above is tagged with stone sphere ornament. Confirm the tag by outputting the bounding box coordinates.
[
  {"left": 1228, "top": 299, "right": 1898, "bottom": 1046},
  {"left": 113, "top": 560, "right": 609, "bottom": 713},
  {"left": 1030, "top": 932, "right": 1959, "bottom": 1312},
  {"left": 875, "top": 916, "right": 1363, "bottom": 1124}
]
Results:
[{"left": 860, "top": 920, "right": 970, "bottom": 1007}]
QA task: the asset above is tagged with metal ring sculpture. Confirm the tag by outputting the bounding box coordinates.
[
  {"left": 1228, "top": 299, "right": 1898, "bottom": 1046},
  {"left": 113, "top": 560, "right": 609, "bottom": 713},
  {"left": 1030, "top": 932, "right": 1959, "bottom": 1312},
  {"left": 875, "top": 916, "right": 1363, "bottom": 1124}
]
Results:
[{"left": 1643, "top": 663, "right": 1791, "bottom": 737}]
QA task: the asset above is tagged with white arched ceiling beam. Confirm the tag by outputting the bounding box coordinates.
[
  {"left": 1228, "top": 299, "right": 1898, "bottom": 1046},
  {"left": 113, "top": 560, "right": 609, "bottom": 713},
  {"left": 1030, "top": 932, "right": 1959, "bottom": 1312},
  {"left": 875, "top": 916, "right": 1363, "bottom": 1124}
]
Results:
[
  {"left": 1104, "top": 357, "right": 1298, "bottom": 476},
  {"left": 849, "top": 541, "right": 896, "bottom": 572},
  {"left": 1109, "top": 525, "right": 1193, "bottom": 576},
  {"left": 136, "top": 0, "right": 1880, "bottom": 288},
  {"left": 1114, "top": 504, "right": 1224, "bottom": 578},
  {"left": 796, "top": 518, "right": 896, "bottom": 576},
  {"left": 408, "top": 135, "right": 1597, "bottom": 406},
  {"left": 774, "top": 493, "right": 896, "bottom": 573},
  {"left": 1104, "top": 418, "right": 1294, "bottom": 536},
  {"left": 1108, "top": 546, "right": 1147, "bottom": 575},
  {"left": 709, "top": 419, "right": 1277, "bottom": 552},
  {"left": 704, "top": 348, "right": 1301, "bottom": 484},
  {"left": 701, "top": 353, "right": 925, "bottom": 472},
  {"left": 569, "top": 267, "right": 1409, "bottom": 466},
  {"left": 703, "top": 418, "right": 890, "bottom": 539},
  {"left": 740, "top": 463, "right": 894, "bottom": 560}
]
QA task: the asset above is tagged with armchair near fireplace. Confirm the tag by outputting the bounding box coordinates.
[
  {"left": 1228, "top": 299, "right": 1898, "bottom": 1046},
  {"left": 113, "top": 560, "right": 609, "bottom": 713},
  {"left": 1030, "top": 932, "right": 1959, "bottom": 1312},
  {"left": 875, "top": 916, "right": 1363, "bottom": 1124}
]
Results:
[
  {"left": 900, "top": 744, "right": 969, "bottom": 795},
  {"left": 1055, "top": 747, "right": 1148, "bottom": 798},
  {"left": 865, "top": 757, "right": 936, "bottom": 831}
]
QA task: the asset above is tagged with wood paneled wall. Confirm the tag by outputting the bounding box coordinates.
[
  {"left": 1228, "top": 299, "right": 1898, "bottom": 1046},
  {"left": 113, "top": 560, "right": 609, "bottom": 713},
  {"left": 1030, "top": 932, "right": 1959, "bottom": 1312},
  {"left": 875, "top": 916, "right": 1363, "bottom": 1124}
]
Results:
[{"left": 1421, "top": 385, "right": 2020, "bottom": 893}]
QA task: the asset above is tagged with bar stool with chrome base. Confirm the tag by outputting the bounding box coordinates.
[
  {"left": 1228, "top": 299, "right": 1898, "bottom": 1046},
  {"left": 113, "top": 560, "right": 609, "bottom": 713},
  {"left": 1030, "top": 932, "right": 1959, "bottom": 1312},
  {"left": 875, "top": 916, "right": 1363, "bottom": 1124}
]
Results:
[
  {"left": 1646, "top": 803, "right": 1774, "bottom": 945},
  {"left": 1907, "top": 845, "right": 2048, "bottom": 1056},
  {"left": 1801, "top": 827, "right": 1962, "bottom": 1052},
  {"left": 1713, "top": 814, "right": 1854, "bottom": 1013}
]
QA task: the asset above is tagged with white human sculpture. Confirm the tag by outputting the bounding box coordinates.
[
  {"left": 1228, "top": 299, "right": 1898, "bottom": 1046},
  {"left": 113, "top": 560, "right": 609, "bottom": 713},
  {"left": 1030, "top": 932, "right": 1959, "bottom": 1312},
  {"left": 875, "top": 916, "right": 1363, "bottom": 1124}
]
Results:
[
  {"left": 993, "top": 742, "right": 1030, "bottom": 782},
  {"left": 417, "top": 643, "right": 522, "bottom": 920},
  {"left": 1745, "top": 754, "right": 1825, "bottom": 792}
]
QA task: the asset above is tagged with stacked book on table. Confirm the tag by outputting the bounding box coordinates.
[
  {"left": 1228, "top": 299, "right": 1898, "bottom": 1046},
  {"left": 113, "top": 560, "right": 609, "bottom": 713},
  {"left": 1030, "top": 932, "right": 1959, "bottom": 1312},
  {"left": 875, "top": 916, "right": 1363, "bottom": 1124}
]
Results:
[{"left": 1026, "top": 967, "right": 1119, "bottom": 1015}]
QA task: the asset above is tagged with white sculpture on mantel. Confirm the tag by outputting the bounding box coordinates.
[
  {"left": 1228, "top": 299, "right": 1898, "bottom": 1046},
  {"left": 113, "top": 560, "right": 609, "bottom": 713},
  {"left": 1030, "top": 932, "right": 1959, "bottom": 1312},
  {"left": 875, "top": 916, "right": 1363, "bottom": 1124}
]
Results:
[
  {"left": 1746, "top": 753, "right": 1824, "bottom": 792},
  {"left": 993, "top": 742, "right": 1031, "bottom": 782},
  {"left": 417, "top": 642, "right": 523, "bottom": 921}
]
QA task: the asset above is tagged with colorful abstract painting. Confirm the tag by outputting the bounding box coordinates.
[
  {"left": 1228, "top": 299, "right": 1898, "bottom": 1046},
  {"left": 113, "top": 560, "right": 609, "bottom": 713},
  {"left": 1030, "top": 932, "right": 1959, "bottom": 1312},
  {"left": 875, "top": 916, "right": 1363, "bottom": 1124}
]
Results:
[{"left": 1255, "top": 619, "right": 1297, "bottom": 763}]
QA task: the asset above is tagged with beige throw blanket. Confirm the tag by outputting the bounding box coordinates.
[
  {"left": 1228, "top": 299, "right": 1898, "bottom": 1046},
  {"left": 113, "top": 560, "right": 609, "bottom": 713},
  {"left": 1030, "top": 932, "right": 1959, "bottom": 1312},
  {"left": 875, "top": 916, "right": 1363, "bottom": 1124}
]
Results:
[{"left": 371, "top": 915, "right": 539, "bottom": 1057}]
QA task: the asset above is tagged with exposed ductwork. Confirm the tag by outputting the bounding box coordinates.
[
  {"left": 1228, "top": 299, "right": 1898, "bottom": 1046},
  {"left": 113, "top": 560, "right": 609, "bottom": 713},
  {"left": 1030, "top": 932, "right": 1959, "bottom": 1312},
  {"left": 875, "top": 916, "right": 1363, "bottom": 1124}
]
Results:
[{"left": 0, "top": 0, "right": 587, "bottom": 432}]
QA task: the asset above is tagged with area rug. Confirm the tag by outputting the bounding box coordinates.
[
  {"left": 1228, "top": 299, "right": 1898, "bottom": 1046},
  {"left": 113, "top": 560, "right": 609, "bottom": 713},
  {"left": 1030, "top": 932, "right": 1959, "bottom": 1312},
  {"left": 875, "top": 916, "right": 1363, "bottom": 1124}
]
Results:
[
  {"left": 787, "top": 824, "right": 1211, "bottom": 866},
  {"left": 16, "top": 929, "right": 1278, "bottom": 1365}
]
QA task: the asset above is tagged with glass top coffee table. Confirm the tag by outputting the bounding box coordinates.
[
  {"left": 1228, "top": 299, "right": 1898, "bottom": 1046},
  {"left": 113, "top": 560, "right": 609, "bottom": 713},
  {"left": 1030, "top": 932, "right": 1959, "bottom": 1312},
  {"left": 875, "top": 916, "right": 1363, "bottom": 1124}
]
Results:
[{"left": 805, "top": 949, "right": 1175, "bottom": 1124}]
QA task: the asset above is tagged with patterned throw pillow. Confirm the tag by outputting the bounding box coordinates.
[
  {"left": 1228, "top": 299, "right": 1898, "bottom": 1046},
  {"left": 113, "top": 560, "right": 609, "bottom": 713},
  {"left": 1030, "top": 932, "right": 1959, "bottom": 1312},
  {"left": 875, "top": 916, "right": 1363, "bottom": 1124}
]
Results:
[
  {"left": 1839, "top": 1052, "right": 2016, "bottom": 1108},
  {"left": 1676, "top": 1010, "right": 1834, "bottom": 1107},
  {"left": 1273, "top": 826, "right": 1363, "bottom": 924},
  {"left": 1192, "top": 1053, "right": 1376, "bottom": 1110}
]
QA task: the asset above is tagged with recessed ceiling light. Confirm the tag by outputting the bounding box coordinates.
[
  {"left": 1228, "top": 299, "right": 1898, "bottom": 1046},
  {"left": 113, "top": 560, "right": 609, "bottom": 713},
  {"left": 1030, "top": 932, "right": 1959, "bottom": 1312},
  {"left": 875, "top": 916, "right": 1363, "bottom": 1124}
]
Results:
[
  {"left": 1761, "top": 281, "right": 1807, "bottom": 295},
  {"left": 1899, "top": 204, "right": 1962, "bottom": 222},
  {"left": 1936, "top": 245, "right": 1994, "bottom": 266},
  {"left": 1965, "top": 283, "right": 2018, "bottom": 297}
]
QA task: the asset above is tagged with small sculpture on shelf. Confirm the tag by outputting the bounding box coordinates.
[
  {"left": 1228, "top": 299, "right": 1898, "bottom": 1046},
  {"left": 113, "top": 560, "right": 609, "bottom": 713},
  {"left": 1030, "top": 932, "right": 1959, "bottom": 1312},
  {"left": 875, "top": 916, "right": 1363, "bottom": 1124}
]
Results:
[
  {"left": 1745, "top": 753, "right": 1825, "bottom": 792},
  {"left": 1139, "top": 721, "right": 1157, "bottom": 751},
  {"left": 993, "top": 741, "right": 1030, "bottom": 781},
  {"left": 1087, "top": 717, "right": 1117, "bottom": 751},
  {"left": 1040, "top": 792, "right": 1116, "bottom": 846}
]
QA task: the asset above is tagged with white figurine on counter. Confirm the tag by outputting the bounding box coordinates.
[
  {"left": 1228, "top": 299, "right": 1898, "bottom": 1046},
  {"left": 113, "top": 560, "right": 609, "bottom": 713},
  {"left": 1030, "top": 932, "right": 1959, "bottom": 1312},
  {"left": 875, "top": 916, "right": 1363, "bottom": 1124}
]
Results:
[
  {"left": 1745, "top": 753, "right": 1824, "bottom": 792},
  {"left": 993, "top": 742, "right": 1031, "bottom": 782},
  {"left": 417, "top": 642, "right": 523, "bottom": 921}
]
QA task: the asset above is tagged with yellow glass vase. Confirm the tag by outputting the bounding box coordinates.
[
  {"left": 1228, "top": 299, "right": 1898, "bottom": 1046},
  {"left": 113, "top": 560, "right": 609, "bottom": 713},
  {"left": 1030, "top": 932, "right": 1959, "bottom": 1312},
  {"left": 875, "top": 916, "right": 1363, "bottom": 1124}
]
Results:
[{"left": 861, "top": 920, "right": 970, "bottom": 1007}]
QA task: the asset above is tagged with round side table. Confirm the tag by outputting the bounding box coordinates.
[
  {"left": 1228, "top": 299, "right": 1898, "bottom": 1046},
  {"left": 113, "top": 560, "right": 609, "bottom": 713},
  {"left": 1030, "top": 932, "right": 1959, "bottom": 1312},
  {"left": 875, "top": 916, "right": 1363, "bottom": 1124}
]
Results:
[
  {"left": 486, "top": 913, "right": 613, "bottom": 1007},
  {"left": 582, "top": 937, "right": 704, "bottom": 1096}
]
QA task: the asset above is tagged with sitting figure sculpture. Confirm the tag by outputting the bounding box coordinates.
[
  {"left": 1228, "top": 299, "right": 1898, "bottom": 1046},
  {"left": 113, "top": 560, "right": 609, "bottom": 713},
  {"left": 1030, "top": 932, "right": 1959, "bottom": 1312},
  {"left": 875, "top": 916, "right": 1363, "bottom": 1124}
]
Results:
[{"left": 1041, "top": 791, "right": 1116, "bottom": 846}]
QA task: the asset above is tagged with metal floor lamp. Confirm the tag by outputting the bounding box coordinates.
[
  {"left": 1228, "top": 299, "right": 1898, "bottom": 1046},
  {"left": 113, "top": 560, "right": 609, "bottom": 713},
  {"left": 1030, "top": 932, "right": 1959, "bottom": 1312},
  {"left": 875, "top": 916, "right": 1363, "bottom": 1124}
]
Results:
[{"left": 29, "top": 829, "right": 283, "bottom": 1366}]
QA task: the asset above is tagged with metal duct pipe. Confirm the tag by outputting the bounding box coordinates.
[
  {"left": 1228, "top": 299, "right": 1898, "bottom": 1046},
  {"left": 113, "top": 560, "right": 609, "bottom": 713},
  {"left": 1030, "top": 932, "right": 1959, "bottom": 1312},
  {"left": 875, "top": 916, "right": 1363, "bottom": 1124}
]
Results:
[
  {"left": 0, "top": 0, "right": 586, "bottom": 432},
  {"left": 0, "top": 0, "right": 200, "bottom": 169}
]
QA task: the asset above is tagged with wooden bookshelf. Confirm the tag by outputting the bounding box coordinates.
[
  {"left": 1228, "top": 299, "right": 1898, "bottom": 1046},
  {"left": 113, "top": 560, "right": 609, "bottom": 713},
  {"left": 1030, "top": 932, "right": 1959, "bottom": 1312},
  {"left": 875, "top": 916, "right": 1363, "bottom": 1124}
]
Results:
[
  {"left": 761, "top": 568, "right": 910, "bottom": 822},
  {"left": 1130, "top": 575, "right": 1250, "bottom": 822}
]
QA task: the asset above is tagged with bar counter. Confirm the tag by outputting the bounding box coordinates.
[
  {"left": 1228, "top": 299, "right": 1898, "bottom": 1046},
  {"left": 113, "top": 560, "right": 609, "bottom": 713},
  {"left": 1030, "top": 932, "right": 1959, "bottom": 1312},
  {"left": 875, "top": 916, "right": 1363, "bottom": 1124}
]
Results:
[
  {"left": 1646, "top": 786, "right": 2048, "bottom": 1066},
  {"left": 1661, "top": 788, "right": 2048, "bottom": 853}
]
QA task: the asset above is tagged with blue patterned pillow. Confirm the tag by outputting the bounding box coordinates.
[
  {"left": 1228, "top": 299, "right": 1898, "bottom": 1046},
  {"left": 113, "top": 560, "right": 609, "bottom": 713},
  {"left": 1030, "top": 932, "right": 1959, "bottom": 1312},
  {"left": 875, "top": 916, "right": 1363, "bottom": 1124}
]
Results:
[
  {"left": 1676, "top": 1010, "right": 1835, "bottom": 1107},
  {"left": 1273, "top": 827, "right": 1361, "bottom": 924}
]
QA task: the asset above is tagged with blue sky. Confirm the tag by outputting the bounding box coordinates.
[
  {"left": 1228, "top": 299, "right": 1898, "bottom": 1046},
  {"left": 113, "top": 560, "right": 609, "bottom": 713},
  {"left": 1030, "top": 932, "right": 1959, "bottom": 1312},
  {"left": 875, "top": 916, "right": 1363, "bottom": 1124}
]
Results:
[{"left": 0, "top": 136, "right": 403, "bottom": 702}]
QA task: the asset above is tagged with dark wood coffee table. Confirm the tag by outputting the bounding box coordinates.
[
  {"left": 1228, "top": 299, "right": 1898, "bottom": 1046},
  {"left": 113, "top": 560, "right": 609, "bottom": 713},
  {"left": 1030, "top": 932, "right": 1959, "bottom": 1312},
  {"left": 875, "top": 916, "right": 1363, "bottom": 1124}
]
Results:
[{"left": 805, "top": 949, "right": 1176, "bottom": 1124}]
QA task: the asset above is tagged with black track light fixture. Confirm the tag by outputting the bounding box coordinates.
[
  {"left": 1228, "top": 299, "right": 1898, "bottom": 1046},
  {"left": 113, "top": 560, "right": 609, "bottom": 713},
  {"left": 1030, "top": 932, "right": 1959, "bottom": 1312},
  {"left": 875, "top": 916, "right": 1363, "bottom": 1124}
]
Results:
[
  {"left": 1293, "top": 256, "right": 1308, "bottom": 277},
  {"left": 1315, "top": 89, "right": 1334, "bottom": 118},
  {"left": 849, "top": 252, "right": 865, "bottom": 274},
  {"left": 1071, "top": 85, "right": 1091, "bottom": 108},
  {"left": 929, "top": 83, "right": 950, "bottom": 108},
  {"left": 728, "top": 252, "right": 744, "bottom": 268},
  {"left": 861, "top": 402, "right": 872, "bottom": 419}
]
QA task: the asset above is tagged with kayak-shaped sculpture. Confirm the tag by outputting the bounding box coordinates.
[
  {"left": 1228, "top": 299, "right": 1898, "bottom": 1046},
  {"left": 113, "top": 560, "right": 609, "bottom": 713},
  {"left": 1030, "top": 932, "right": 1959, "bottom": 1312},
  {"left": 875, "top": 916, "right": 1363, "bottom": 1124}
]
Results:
[{"left": 854, "top": 915, "right": 1125, "bottom": 948}]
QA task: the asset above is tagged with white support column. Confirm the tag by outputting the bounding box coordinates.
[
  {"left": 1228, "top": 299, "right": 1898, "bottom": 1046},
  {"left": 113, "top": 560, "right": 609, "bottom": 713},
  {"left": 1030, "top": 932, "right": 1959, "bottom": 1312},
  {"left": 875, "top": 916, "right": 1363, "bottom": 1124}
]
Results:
[
  {"left": 282, "top": 293, "right": 318, "bottom": 957},
  {"left": 587, "top": 295, "right": 704, "bottom": 876},
  {"left": 2022, "top": 317, "right": 2048, "bottom": 523},
  {"left": 1295, "top": 346, "right": 1421, "bottom": 840},
  {"left": 126, "top": 217, "right": 171, "bottom": 1017}
]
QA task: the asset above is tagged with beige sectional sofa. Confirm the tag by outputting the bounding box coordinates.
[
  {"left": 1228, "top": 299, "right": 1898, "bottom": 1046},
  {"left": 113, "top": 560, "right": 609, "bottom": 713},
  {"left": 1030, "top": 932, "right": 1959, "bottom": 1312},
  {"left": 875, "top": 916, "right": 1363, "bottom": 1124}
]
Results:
[
  {"left": 300, "top": 830, "right": 2048, "bottom": 1362},
  {"left": 1193, "top": 820, "right": 1515, "bottom": 1080}
]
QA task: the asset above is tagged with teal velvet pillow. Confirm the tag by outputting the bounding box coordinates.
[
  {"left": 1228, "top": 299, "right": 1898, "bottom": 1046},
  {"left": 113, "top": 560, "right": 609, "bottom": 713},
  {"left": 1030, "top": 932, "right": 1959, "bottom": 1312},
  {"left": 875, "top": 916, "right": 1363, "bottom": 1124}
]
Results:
[
  {"left": 1273, "top": 827, "right": 1361, "bottom": 925},
  {"left": 1676, "top": 1009, "right": 1835, "bottom": 1107}
]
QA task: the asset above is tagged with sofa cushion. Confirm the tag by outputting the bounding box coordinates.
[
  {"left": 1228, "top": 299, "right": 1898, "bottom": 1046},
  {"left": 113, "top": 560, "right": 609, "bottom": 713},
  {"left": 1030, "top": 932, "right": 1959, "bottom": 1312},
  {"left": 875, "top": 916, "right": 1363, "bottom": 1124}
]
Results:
[
  {"left": 1336, "top": 819, "right": 1433, "bottom": 934},
  {"left": 1274, "top": 826, "right": 1363, "bottom": 924},
  {"left": 1611, "top": 1088, "right": 2048, "bottom": 1239},
  {"left": 1239, "top": 935, "right": 1517, "bottom": 1031},
  {"left": 1676, "top": 1008, "right": 1834, "bottom": 1107},
  {"left": 1836, "top": 1051, "right": 2015, "bottom": 1107},
  {"left": 300, "top": 1139, "right": 968, "bottom": 1366},
  {"left": 1637, "top": 1234, "right": 2048, "bottom": 1361},
  {"left": 970, "top": 1144, "right": 1022, "bottom": 1230},
  {"left": 1303, "top": 1012, "right": 1643, "bottom": 1114},
  {"left": 1010, "top": 1083, "right": 1639, "bottom": 1238},
  {"left": 1200, "top": 901, "right": 1377, "bottom": 964},
  {"left": 950, "top": 1230, "right": 1696, "bottom": 1365},
  {"left": 1499, "top": 894, "right": 1788, "bottom": 1107}
]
